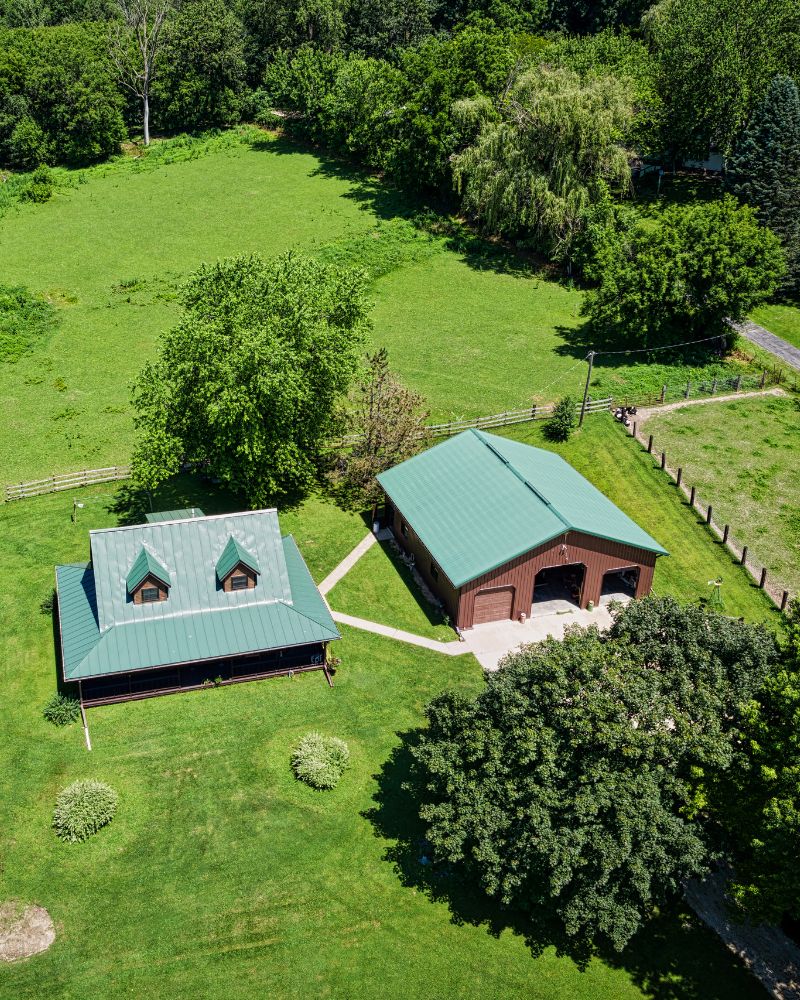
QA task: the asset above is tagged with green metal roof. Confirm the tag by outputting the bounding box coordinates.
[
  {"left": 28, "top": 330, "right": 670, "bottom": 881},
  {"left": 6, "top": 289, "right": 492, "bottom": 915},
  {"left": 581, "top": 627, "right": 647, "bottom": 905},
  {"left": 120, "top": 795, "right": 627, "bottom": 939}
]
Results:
[
  {"left": 145, "top": 508, "right": 205, "bottom": 523},
  {"left": 126, "top": 545, "right": 172, "bottom": 592},
  {"left": 377, "top": 429, "right": 667, "bottom": 588},
  {"left": 56, "top": 512, "right": 339, "bottom": 681},
  {"left": 216, "top": 535, "right": 260, "bottom": 581}
]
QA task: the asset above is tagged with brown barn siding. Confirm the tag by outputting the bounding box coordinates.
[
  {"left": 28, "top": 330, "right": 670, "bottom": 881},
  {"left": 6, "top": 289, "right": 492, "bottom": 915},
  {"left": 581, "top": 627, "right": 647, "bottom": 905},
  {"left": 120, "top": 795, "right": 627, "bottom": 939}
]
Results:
[{"left": 389, "top": 504, "right": 460, "bottom": 622}]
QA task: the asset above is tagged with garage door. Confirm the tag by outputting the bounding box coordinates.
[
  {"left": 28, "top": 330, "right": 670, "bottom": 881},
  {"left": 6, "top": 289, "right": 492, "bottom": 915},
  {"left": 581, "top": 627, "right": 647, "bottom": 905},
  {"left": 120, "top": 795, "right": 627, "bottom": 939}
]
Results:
[{"left": 473, "top": 586, "right": 514, "bottom": 625}]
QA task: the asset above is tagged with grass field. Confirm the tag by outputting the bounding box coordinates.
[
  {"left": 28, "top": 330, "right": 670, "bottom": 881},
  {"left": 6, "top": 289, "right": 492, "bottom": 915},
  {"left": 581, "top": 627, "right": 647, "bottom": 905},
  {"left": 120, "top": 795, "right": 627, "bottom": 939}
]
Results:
[
  {"left": 0, "top": 482, "right": 769, "bottom": 1000},
  {"left": 752, "top": 302, "right": 800, "bottom": 350},
  {"left": 641, "top": 394, "right": 800, "bottom": 599},
  {"left": 328, "top": 538, "right": 457, "bottom": 641},
  {"left": 0, "top": 129, "right": 774, "bottom": 485}
]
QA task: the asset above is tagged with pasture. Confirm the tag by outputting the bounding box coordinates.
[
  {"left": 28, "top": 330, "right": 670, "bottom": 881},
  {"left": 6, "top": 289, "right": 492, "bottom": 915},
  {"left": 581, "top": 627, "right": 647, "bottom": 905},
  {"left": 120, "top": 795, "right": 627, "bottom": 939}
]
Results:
[
  {"left": 0, "top": 481, "right": 767, "bottom": 1000},
  {"left": 0, "top": 129, "right": 773, "bottom": 485},
  {"left": 641, "top": 393, "right": 800, "bottom": 599}
]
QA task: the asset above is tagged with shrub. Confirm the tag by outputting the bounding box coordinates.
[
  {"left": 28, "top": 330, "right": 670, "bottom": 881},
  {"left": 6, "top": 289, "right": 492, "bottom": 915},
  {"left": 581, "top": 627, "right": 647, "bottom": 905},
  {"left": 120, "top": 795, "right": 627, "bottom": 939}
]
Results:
[
  {"left": 0, "top": 283, "right": 57, "bottom": 361},
  {"left": 53, "top": 780, "right": 118, "bottom": 843},
  {"left": 545, "top": 394, "right": 577, "bottom": 442},
  {"left": 20, "top": 165, "right": 53, "bottom": 203},
  {"left": 42, "top": 693, "right": 80, "bottom": 726},
  {"left": 291, "top": 732, "right": 350, "bottom": 790}
]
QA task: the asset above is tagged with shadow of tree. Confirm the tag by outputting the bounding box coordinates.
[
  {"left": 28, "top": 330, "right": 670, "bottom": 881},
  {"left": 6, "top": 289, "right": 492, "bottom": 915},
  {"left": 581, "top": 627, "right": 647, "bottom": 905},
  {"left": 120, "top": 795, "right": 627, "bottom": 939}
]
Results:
[{"left": 364, "top": 730, "right": 765, "bottom": 999}]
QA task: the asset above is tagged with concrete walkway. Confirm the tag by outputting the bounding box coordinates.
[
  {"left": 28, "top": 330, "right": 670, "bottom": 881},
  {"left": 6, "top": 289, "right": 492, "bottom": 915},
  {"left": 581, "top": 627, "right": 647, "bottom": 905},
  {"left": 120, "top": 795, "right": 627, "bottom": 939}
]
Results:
[
  {"left": 331, "top": 611, "right": 466, "bottom": 655},
  {"left": 318, "top": 532, "right": 376, "bottom": 596},
  {"left": 731, "top": 319, "right": 800, "bottom": 372}
]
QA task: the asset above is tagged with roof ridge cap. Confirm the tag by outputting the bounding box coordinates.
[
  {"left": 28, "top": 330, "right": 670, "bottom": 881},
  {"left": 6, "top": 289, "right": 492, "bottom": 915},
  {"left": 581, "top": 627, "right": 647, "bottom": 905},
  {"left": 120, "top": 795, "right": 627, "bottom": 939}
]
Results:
[{"left": 473, "top": 430, "right": 573, "bottom": 532}]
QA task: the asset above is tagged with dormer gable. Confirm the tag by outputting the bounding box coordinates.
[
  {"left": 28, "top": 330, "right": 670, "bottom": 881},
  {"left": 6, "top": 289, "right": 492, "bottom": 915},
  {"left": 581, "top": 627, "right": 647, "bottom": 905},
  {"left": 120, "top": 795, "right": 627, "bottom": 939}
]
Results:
[
  {"left": 216, "top": 536, "right": 260, "bottom": 592},
  {"left": 127, "top": 546, "right": 171, "bottom": 604}
]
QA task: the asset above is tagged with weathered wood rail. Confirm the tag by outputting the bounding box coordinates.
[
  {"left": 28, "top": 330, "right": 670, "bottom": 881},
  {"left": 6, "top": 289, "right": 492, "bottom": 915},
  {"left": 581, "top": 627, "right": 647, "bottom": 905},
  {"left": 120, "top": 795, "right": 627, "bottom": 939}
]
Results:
[{"left": 4, "top": 465, "right": 131, "bottom": 502}]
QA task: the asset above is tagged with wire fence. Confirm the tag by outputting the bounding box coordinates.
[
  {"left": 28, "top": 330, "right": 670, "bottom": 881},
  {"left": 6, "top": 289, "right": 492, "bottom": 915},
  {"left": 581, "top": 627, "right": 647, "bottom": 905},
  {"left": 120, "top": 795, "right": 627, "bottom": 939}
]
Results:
[
  {"left": 616, "top": 368, "right": 791, "bottom": 409},
  {"left": 623, "top": 421, "right": 792, "bottom": 613}
]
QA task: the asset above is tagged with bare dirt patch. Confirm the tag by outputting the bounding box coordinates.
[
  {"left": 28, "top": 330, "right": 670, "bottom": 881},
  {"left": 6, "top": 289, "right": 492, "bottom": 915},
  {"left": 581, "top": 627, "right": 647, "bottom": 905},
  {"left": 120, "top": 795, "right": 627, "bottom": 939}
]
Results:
[{"left": 0, "top": 901, "right": 55, "bottom": 962}]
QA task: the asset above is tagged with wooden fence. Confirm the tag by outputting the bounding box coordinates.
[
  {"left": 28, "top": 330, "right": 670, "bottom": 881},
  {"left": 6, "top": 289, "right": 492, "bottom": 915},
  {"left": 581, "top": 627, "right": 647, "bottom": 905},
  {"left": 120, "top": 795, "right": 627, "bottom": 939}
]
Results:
[
  {"left": 4, "top": 465, "right": 131, "bottom": 502},
  {"left": 618, "top": 369, "right": 790, "bottom": 409},
  {"left": 623, "top": 422, "right": 792, "bottom": 613}
]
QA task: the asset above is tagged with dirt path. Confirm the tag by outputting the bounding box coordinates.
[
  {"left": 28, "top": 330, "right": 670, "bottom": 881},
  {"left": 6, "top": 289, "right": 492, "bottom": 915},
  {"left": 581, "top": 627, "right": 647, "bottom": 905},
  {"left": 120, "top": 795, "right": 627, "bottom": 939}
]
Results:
[{"left": 633, "top": 387, "right": 786, "bottom": 426}]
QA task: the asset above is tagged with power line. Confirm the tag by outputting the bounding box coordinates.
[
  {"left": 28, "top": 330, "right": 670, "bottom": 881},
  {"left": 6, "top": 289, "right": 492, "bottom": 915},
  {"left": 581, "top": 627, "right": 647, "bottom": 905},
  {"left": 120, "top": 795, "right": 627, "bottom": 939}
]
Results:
[
  {"left": 528, "top": 356, "right": 588, "bottom": 400},
  {"left": 593, "top": 332, "right": 727, "bottom": 358}
]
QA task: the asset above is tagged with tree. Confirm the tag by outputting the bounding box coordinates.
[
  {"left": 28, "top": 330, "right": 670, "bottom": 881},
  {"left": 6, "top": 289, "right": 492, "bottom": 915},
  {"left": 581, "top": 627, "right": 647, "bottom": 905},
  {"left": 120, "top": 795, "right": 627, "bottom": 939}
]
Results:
[
  {"left": 0, "top": 23, "right": 126, "bottom": 166},
  {"left": 130, "top": 253, "right": 370, "bottom": 506},
  {"left": 152, "top": 0, "right": 247, "bottom": 133},
  {"left": 644, "top": 0, "right": 800, "bottom": 159},
  {"left": 710, "top": 600, "right": 800, "bottom": 923},
  {"left": 728, "top": 76, "right": 800, "bottom": 295},
  {"left": 544, "top": 394, "right": 576, "bottom": 441},
  {"left": 409, "top": 597, "right": 778, "bottom": 953},
  {"left": 452, "top": 65, "right": 634, "bottom": 259},
  {"left": 108, "top": 0, "right": 170, "bottom": 145},
  {"left": 582, "top": 196, "right": 785, "bottom": 348},
  {"left": 329, "top": 348, "right": 428, "bottom": 516}
]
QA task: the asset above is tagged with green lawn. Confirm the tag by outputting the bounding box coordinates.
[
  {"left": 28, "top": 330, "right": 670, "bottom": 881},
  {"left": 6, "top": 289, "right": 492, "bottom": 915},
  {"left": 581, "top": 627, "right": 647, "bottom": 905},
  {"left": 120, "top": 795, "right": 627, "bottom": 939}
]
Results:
[
  {"left": 641, "top": 394, "right": 800, "bottom": 599},
  {"left": 328, "top": 538, "right": 457, "bottom": 641},
  {"left": 496, "top": 416, "right": 783, "bottom": 625},
  {"left": 0, "top": 129, "right": 774, "bottom": 484},
  {"left": 0, "top": 483, "right": 768, "bottom": 999},
  {"left": 752, "top": 302, "right": 800, "bottom": 351}
]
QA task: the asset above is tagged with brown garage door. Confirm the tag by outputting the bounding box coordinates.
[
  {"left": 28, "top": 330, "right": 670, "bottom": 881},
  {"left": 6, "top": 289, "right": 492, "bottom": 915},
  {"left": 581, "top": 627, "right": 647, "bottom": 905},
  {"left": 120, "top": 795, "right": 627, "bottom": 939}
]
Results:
[{"left": 473, "top": 586, "right": 514, "bottom": 625}]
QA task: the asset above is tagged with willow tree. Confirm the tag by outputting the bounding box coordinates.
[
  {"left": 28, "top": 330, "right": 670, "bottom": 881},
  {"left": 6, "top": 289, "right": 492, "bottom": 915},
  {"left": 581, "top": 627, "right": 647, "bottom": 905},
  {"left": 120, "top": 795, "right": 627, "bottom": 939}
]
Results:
[{"left": 452, "top": 65, "right": 634, "bottom": 259}]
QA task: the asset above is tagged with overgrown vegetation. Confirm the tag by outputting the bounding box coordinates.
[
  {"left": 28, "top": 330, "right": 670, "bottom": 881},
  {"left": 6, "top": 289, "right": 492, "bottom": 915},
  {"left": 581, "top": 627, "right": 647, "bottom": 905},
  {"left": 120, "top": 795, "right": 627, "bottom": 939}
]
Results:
[
  {"left": 52, "top": 779, "right": 118, "bottom": 843},
  {"left": 0, "top": 283, "right": 56, "bottom": 362}
]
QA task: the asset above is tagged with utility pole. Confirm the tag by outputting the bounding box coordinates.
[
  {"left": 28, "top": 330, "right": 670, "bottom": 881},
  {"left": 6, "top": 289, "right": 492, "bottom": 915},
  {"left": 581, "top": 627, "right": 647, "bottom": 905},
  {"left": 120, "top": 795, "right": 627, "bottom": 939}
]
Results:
[{"left": 579, "top": 351, "right": 595, "bottom": 426}]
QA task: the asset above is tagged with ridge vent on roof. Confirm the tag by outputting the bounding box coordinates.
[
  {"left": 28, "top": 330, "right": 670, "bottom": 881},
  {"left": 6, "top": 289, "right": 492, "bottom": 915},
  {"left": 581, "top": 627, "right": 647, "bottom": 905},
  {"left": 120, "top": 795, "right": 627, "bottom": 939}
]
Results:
[{"left": 472, "top": 430, "right": 572, "bottom": 531}]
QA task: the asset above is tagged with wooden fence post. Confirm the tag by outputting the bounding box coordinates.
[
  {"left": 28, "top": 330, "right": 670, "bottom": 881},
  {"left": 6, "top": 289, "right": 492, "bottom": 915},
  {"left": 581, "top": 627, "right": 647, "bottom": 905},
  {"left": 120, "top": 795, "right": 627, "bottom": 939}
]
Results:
[
  {"left": 759, "top": 567, "right": 767, "bottom": 589},
  {"left": 735, "top": 375, "right": 742, "bottom": 391},
  {"left": 741, "top": 545, "right": 748, "bottom": 566},
  {"left": 722, "top": 524, "right": 729, "bottom": 545},
  {"left": 531, "top": 405, "right": 537, "bottom": 420},
  {"left": 676, "top": 467, "right": 682, "bottom": 487},
  {"left": 706, "top": 505, "right": 713, "bottom": 525},
  {"left": 782, "top": 591, "right": 790, "bottom": 611},
  {"left": 647, "top": 435, "right": 653, "bottom": 453},
  {"left": 689, "top": 486, "right": 696, "bottom": 506},
  {"left": 660, "top": 384, "right": 667, "bottom": 403},
  {"left": 711, "top": 378, "right": 717, "bottom": 394},
  {"left": 632, "top": 421, "right": 637, "bottom": 438},
  {"left": 684, "top": 381, "right": 691, "bottom": 399},
  {"left": 661, "top": 452, "right": 666, "bottom": 469},
  {"left": 760, "top": 370, "right": 766, "bottom": 389}
]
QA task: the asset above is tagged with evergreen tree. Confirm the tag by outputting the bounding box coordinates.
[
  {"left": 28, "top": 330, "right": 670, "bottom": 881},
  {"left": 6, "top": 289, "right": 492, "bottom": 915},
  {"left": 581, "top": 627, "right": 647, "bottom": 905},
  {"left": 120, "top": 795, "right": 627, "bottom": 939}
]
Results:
[{"left": 728, "top": 75, "right": 800, "bottom": 295}]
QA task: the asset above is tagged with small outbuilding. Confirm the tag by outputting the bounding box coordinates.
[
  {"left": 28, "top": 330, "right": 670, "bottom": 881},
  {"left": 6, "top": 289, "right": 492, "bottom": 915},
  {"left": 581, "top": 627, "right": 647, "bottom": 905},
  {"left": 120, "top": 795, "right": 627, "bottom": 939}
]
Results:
[
  {"left": 55, "top": 508, "right": 339, "bottom": 706},
  {"left": 377, "top": 429, "right": 667, "bottom": 629}
]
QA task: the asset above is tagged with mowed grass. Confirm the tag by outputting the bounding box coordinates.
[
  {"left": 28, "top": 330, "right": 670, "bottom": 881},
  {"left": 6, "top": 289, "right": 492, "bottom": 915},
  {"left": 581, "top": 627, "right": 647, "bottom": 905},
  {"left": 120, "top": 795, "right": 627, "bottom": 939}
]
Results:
[
  {"left": 328, "top": 538, "right": 457, "bottom": 641},
  {"left": 0, "top": 483, "right": 768, "bottom": 1000},
  {"left": 0, "top": 130, "right": 774, "bottom": 484},
  {"left": 495, "top": 416, "right": 783, "bottom": 625},
  {"left": 752, "top": 302, "right": 800, "bottom": 350},
  {"left": 641, "top": 393, "right": 800, "bottom": 598}
]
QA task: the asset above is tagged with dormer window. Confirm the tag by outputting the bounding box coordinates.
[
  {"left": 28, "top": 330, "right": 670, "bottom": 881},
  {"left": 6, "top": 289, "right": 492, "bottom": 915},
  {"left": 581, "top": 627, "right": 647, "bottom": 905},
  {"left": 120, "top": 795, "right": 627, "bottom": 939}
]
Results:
[
  {"left": 216, "top": 535, "right": 260, "bottom": 593},
  {"left": 126, "top": 545, "right": 171, "bottom": 605}
]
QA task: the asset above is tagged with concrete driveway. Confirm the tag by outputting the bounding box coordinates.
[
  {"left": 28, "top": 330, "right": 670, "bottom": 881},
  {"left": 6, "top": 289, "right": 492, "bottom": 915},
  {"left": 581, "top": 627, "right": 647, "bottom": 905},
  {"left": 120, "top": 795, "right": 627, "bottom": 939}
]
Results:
[{"left": 461, "top": 596, "right": 626, "bottom": 670}]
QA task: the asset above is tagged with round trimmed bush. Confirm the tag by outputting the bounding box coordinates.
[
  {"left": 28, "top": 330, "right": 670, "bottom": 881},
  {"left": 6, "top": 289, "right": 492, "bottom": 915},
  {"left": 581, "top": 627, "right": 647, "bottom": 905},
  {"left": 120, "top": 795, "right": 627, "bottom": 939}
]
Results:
[
  {"left": 291, "top": 732, "right": 350, "bottom": 790},
  {"left": 53, "top": 780, "right": 118, "bottom": 843},
  {"left": 42, "top": 693, "right": 80, "bottom": 727}
]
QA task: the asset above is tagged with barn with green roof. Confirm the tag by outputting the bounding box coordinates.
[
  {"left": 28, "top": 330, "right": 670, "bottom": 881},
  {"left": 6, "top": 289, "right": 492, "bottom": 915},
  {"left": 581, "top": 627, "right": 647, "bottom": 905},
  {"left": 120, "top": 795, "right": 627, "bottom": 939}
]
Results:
[
  {"left": 377, "top": 429, "right": 667, "bottom": 628},
  {"left": 55, "top": 508, "right": 339, "bottom": 706}
]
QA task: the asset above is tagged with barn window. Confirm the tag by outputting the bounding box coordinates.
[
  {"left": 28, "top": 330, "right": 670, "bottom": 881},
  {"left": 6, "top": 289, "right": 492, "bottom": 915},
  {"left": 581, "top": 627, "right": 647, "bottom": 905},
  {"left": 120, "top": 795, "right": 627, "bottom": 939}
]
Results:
[
  {"left": 401, "top": 521, "right": 409, "bottom": 538},
  {"left": 231, "top": 574, "right": 249, "bottom": 591},
  {"left": 430, "top": 561, "right": 439, "bottom": 581},
  {"left": 141, "top": 586, "right": 160, "bottom": 603}
]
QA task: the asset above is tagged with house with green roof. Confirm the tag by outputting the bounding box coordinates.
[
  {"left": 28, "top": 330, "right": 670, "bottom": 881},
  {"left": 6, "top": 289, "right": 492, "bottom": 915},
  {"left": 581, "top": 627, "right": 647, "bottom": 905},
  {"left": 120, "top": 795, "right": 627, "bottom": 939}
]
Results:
[
  {"left": 55, "top": 508, "right": 339, "bottom": 706},
  {"left": 377, "top": 429, "right": 667, "bottom": 629}
]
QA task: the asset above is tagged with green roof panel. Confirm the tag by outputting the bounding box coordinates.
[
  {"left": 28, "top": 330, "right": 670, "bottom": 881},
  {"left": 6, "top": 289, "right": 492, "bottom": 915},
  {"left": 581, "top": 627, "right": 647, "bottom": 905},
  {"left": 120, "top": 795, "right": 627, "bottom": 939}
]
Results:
[
  {"left": 377, "top": 429, "right": 667, "bottom": 588},
  {"left": 145, "top": 508, "right": 205, "bottom": 524}
]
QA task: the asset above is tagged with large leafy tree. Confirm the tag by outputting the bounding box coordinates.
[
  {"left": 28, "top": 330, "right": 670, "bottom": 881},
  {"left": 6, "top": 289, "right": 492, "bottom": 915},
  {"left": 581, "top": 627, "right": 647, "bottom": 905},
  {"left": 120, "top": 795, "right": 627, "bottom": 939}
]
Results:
[
  {"left": 644, "top": 0, "right": 800, "bottom": 159},
  {"left": 582, "top": 196, "right": 785, "bottom": 347},
  {"left": 711, "top": 602, "right": 800, "bottom": 923},
  {"left": 0, "top": 23, "right": 125, "bottom": 166},
  {"left": 131, "top": 253, "right": 370, "bottom": 506},
  {"left": 728, "top": 76, "right": 800, "bottom": 295},
  {"left": 452, "top": 64, "right": 633, "bottom": 258},
  {"left": 410, "top": 597, "right": 778, "bottom": 953}
]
